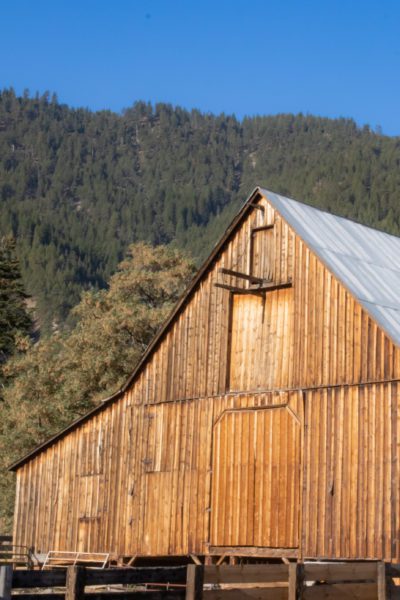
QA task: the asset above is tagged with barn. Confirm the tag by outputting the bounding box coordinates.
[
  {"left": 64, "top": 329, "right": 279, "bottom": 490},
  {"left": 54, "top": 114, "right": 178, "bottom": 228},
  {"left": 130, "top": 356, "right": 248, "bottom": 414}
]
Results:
[{"left": 10, "top": 186, "right": 400, "bottom": 564}]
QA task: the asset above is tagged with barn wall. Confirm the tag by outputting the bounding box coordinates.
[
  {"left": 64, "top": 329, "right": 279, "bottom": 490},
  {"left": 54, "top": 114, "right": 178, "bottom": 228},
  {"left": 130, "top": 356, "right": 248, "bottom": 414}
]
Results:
[
  {"left": 302, "top": 382, "right": 398, "bottom": 561},
  {"left": 127, "top": 195, "right": 400, "bottom": 405},
  {"left": 14, "top": 391, "right": 298, "bottom": 557},
  {"left": 14, "top": 382, "right": 400, "bottom": 561},
  {"left": 13, "top": 192, "right": 400, "bottom": 561}
]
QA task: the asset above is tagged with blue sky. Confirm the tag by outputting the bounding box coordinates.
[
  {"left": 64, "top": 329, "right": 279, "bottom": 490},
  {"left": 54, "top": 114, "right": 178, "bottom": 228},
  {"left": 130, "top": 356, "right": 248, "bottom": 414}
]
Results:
[{"left": 1, "top": 0, "right": 400, "bottom": 135}]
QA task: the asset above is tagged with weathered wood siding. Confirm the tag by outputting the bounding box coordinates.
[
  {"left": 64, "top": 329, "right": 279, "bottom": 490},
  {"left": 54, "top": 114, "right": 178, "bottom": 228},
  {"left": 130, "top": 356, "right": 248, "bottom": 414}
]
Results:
[
  {"left": 210, "top": 392, "right": 302, "bottom": 549},
  {"left": 303, "top": 383, "right": 398, "bottom": 561},
  {"left": 13, "top": 192, "right": 400, "bottom": 561}
]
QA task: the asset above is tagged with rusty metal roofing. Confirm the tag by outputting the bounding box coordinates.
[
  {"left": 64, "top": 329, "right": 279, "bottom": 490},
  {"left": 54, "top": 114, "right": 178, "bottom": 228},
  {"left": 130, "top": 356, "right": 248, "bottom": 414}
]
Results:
[{"left": 262, "top": 188, "right": 400, "bottom": 348}]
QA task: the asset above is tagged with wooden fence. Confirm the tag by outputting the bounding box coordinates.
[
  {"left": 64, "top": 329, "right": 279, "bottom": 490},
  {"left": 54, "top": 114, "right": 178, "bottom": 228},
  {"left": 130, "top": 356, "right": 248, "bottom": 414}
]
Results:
[
  {"left": 0, "top": 561, "right": 399, "bottom": 599},
  {"left": 0, "top": 536, "right": 32, "bottom": 568}
]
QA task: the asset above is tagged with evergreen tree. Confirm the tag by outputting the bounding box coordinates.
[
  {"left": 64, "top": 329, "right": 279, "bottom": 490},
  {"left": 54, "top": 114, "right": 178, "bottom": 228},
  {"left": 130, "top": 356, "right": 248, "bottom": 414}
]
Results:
[
  {"left": 1, "top": 89, "right": 400, "bottom": 330},
  {"left": 0, "top": 236, "right": 32, "bottom": 365}
]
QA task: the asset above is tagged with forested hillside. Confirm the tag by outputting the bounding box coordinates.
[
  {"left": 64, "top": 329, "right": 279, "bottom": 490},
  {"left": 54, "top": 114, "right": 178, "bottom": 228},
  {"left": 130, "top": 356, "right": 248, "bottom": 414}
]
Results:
[{"left": 1, "top": 88, "right": 400, "bottom": 330}]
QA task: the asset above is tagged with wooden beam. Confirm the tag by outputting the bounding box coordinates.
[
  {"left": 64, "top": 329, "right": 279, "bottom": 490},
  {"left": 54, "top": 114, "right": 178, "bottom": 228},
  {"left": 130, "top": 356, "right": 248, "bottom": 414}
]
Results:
[
  {"left": 219, "top": 268, "right": 264, "bottom": 284},
  {"left": 12, "top": 571, "right": 66, "bottom": 588},
  {"left": 204, "top": 564, "right": 288, "bottom": 584},
  {"left": 65, "top": 566, "right": 85, "bottom": 600},
  {"left": 209, "top": 546, "right": 298, "bottom": 558},
  {"left": 304, "top": 561, "right": 378, "bottom": 581},
  {"left": 13, "top": 595, "right": 185, "bottom": 600},
  {"left": 84, "top": 566, "right": 187, "bottom": 585},
  {"left": 214, "top": 281, "right": 292, "bottom": 294},
  {"left": 214, "top": 283, "right": 255, "bottom": 294},
  {"left": 377, "top": 561, "right": 387, "bottom": 600},
  {"left": 250, "top": 281, "right": 292, "bottom": 292},
  {"left": 189, "top": 554, "right": 202, "bottom": 566},
  {"left": 185, "top": 564, "right": 204, "bottom": 600},
  {"left": 296, "top": 563, "right": 305, "bottom": 599},
  {"left": 288, "top": 563, "right": 297, "bottom": 600},
  {"left": 251, "top": 224, "right": 274, "bottom": 233},
  {"left": 0, "top": 566, "right": 12, "bottom": 600}
]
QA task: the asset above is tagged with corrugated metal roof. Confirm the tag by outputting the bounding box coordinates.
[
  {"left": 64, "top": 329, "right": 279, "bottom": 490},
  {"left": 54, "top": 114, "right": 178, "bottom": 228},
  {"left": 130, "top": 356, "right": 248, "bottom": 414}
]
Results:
[{"left": 262, "top": 188, "right": 400, "bottom": 347}]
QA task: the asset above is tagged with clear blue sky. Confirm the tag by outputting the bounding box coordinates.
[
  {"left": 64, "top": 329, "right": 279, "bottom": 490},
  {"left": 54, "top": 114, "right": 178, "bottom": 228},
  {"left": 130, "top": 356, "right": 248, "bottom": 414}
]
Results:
[{"left": 1, "top": 0, "right": 400, "bottom": 135}]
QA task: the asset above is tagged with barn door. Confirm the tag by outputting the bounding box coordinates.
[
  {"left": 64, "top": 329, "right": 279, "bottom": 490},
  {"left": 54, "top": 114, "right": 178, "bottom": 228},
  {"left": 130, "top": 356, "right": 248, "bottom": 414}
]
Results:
[
  {"left": 210, "top": 400, "right": 301, "bottom": 549},
  {"left": 77, "top": 475, "right": 102, "bottom": 552}
]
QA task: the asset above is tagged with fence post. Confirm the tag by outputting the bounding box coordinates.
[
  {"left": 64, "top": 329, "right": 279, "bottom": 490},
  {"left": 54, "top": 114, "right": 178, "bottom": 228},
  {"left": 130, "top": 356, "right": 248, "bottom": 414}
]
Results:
[
  {"left": 66, "top": 566, "right": 85, "bottom": 600},
  {"left": 296, "top": 563, "right": 305, "bottom": 600},
  {"left": 288, "top": 562, "right": 297, "bottom": 600},
  {"left": 377, "top": 561, "right": 388, "bottom": 600},
  {"left": 0, "top": 565, "right": 12, "bottom": 600},
  {"left": 186, "top": 564, "right": 204, "bottom": 600}
]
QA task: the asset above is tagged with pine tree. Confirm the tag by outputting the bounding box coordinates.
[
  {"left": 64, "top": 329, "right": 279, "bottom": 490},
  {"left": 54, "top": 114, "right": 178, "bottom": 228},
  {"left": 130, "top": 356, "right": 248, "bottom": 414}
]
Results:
[{"left": 0, "top": 236, "right": 32, "bottom": 365}]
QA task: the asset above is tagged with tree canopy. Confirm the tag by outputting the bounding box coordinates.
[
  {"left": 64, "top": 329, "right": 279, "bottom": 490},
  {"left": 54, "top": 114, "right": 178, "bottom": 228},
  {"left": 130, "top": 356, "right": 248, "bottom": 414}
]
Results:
[{"left": 0, "top": 236, "right": 33, "bottom": 364}]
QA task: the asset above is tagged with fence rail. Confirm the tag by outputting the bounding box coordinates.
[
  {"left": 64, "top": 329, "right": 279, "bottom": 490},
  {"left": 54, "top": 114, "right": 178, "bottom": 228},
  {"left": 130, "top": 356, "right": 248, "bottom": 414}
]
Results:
[
  {"left": 0, "top": 560, "right": 399, "bottom": 599},
  {"left": 0, "top": 536, "right": 33, "bottom": 568}
]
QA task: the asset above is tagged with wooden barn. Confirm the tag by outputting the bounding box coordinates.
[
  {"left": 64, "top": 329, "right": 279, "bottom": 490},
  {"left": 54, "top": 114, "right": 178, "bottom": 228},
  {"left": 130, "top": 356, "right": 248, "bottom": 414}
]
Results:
[{"left": 10, "top": 187, "right": 400, "bottom": 564}]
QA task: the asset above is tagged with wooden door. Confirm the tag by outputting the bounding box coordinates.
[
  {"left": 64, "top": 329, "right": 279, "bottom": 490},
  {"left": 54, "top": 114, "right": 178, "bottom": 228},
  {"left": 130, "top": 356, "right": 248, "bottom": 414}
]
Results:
[
  {"left": 210, "top": 404, "right": 301, "bottom": 549},
  {"left": 227, "top": 290, "right": 293, "bottom": 392},
  {"left": 77, "top": 475, "right": 101, "bottom": 552},
  {"left": 78, "top": 517, "right": 101, "bottom": 553}
]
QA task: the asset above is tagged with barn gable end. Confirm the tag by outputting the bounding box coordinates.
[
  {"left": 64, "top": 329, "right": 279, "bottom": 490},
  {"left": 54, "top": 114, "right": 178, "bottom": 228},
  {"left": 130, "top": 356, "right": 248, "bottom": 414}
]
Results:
[{"left": 11, "top": 188, "right": 400, "bottom": 562}]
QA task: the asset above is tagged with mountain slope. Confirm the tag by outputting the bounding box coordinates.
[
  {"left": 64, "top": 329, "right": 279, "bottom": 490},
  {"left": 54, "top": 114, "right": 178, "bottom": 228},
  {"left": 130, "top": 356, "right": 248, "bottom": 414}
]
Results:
[{"left": 1, "top": 89, "right": 400, "bottom": 330}]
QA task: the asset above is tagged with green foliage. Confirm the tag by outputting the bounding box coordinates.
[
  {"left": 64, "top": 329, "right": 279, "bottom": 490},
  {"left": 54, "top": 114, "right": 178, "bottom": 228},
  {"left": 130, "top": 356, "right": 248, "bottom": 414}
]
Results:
[
  {"left": 2, "top": 89, "right": 400, "bottom": 331},
  {"left": 0, "top": 242, "right": 195, "bottom": 528},
  {"left": 0, "top": 236, "right": 32, "bottom": 365}
]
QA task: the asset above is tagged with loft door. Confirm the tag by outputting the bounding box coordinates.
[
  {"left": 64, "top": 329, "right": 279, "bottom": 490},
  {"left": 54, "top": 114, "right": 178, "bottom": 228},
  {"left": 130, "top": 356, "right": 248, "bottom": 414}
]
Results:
[
  {"left": 210, "top": 402, "right": 301, "bottom": 549},
  {"left": 227, "top": 291, "right": 293, "bottom": 392}
]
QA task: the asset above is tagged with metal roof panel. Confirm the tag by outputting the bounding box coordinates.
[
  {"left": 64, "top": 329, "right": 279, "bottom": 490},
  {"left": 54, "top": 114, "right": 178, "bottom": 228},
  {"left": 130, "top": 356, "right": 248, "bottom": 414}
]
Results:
[{"left": 262, "top": 189, "right": 400, "bottom": 347}]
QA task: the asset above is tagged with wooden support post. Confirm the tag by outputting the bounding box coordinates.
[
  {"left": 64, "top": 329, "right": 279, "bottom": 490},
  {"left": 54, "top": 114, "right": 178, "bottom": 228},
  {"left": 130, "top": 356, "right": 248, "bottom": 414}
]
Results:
[
  {"left": 377, "top": 561, "right": 388, "bottom": 600},
  {"left": 288, "top": 562, "right": 297, "bottom": 600},
  {"left": 66, "top": 566, "right": 85, "bottom": 600},
  {"left": 0, "top": 565, "right": 12, "bottom": 600},
  {"left": 297, "top": 563, "right": 305, "bottom": 600},
  {"left": 386, "top": 562, "right": 393, "bottom": 599},
  {"left": 186, "top": 564, "right": 204, "bottom": 600}
]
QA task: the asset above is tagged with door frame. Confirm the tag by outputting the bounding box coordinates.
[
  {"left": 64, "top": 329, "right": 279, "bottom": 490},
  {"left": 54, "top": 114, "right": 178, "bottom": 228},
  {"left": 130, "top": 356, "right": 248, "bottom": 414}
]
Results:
[{"left": 208, "top": 394, "right": 303, "bottom": 557}]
